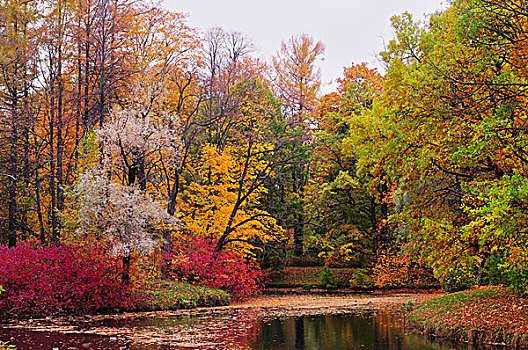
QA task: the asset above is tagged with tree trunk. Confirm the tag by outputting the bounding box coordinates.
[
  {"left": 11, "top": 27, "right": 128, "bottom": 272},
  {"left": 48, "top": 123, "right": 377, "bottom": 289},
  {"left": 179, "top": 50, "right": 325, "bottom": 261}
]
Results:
[
  {"left": 50, "top": 79, "right": 58, "bottom": 242},
  {"left": 370, "top": 196, "right": 378, "bottom": 257},
  {"left": 293, "top": 213, "right": 304, "bottom": 256},
  {"left": 122, "top": 254, "right": 131, "bottom": 285},
  {"left": 8, "top": 119, "right": 18, "bottom": 248}
]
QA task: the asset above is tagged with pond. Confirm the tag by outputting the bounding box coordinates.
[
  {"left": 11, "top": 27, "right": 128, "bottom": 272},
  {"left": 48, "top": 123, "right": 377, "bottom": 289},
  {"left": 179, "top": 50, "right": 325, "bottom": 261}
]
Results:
[{"left": 0, "top": 307, "right": 496, "bottom": 350}]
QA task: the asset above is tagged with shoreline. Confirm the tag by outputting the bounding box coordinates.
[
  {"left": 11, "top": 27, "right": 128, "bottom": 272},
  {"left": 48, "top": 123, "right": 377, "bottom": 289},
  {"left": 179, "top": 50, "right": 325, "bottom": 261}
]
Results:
[
  {"left": 1, "top": 292, "right": 436, "bottom": 326},
  {"left": 409, "top": 286, "right": 528, "bottom": 349},
  {"left": 0, "top": 293, "right": 436, "bottom": 347}
]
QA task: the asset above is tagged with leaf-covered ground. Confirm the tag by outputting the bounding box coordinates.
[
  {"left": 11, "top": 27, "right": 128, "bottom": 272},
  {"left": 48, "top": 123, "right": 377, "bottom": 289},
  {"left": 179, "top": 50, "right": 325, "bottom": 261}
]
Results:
[
  {"left": 410, "top": 286, "right": 528, "bottom": 347},
  {"left": 264, "top": 267, "right": 356, "bottom": 287}
]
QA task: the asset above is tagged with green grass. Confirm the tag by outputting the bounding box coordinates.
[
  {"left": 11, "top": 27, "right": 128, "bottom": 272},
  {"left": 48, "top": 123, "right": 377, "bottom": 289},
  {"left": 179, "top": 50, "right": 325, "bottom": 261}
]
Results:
[
  {"left": 409, "top": 286, "right": 528, "bottom": 347},
  {"left": 136, "top": 280, "right": 230, "bottom": 311}
]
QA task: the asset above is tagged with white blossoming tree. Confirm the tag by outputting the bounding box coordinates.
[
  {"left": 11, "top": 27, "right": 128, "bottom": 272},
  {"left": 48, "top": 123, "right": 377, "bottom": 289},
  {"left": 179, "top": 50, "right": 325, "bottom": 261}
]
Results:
[{"left": 72, "top": 82, "right": 181, "bottom": 284}]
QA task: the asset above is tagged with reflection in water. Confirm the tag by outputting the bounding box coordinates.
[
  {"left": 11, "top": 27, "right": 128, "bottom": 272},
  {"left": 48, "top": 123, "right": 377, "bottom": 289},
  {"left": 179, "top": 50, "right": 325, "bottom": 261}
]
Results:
[
  {"left": 251, "top": 310, "right": 464, "bottom": 350},
  {"left": 0, "top": 308, "right": 496, "bottom": 350},
  {"left": 0, "top": 328, "right": 124, "bottom": 350}
]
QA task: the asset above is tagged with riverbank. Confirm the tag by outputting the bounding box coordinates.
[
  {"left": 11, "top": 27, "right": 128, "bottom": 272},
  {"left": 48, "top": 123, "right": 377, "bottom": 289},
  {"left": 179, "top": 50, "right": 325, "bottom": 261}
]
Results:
[
  {"left": 0, "top": 293, "right": 436, "bottom": 348},
  {"left": 410, "top": 286, "right": 528, "bottom": 348},
  {"left": 136, "top": 280, "right": 230, "bottom": 310}
]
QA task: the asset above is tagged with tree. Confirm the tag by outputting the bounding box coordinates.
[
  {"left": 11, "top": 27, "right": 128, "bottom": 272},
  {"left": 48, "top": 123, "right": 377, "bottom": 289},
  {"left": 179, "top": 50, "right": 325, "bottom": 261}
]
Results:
[
  {"left": 73, "top": 168, "right": 177, "bottom": 284},
  {"left": 70, "top": 81, "right": 180, "bottom": 284},
  {"left": 178, "top": 79, "right": 291, "bottom": 256},
  {"left": 305, "top": 63, "right": 385, "bottom": 266},
  {"left": 272, "top": 33, "right": 325, "bottom": 128},
  {"left": 271, "top": 33, "right": 325, "bottom": 256},
  {"left": 356, "top": 1, "right": 528, "bottom": 291},
  {"left": 0, "top": 0, "right": 41, "bottom": 246}
]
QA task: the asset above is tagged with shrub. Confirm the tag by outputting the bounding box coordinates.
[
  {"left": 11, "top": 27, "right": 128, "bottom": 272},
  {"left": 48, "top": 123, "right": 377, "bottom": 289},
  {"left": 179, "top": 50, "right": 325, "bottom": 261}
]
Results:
[
  {"left": 441, "top": 265, "right": 476, "bottom": 292},
  {"left": 349, "top": 269, "right": 374, "bottom": 289},
  {"left": 373, "top": 247, "right": 438, "bottom": 289},
  {"left": 165, "top": 236, "right": 264, "bottom": 299},
  {"left": 319, "top": 267, "right": 339, "bottom": 289},
  {"left": 0, "top": 241, "right": 135, "bottom": 318}
]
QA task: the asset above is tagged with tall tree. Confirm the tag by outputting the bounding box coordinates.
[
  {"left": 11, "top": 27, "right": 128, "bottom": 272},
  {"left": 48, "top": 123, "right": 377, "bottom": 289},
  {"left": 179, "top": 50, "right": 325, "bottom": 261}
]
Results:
[
  {"left": 271, "top": 33, "right": 325, "bottom": 256},
  {"left": 306, "top": 63, "right": 386, "bottom": 266},
  {"left": 357, "top": 1, "right": 528, "bottom": 291},
  {"left": 0, "top": 0, "right": 41, "bottom": 246}
]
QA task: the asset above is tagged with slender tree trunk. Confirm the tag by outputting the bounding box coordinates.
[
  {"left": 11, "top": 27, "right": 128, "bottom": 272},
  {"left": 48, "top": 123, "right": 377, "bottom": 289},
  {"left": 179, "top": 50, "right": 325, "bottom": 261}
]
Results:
[
  {"left": 379, "top": 182, "right": 388, "bottom": 244},
  {"left": 50, "top": 80, "right": 58, "bottom": 242},
  {"left": 293, "top": 214, "right": 304, "bottom": 256},
  {"left": 292, "top": 168, "right": 304, "bottom": 256},
  {"left": 21, "top": 119, "right": 31, "bottom": 238},
  {"left": 370, "top": 196, "right": 378, "bottom": 257},
  {"left": 56, "top": 55, "right": 64, "bottom": 233},
  {"left": 8, "top": 112, "right": 18, "bottom": 247},
  {"left": 121, "top": 162, "right": 140, "bottom": 284},
  {"left": 122, "top": 254, "right": 131, "bottom": 285},
  {"left": 84, "top": 18, "right": 91, "bottom": 127},
  {"left": 138, "top": 157, "right": 146, "bottom": 190},
  {"left": 35, "top": 165, "right": 46, "bottom": 244}
]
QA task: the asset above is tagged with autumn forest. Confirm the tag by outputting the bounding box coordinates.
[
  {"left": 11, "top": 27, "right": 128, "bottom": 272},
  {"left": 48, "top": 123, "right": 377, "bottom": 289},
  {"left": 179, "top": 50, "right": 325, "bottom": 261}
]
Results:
[{"left": 1, "top": 0, "right": 528, "bottom": 319}]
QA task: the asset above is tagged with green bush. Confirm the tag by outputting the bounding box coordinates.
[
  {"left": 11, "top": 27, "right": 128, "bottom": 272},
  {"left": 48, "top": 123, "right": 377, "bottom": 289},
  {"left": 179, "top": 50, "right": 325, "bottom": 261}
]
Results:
[
  {"left": 319, "top": 267, "right": 339, "bottom": 289},
  {"left": 442, "top": 266, "right": 476, "bottom": 292},
  {"left": 505, "top": 264, "right": 528, "bottom": 295},
  {"left": 482, "top": 253, "right": 507, "bottom": 286},
  {"left": 349, "top": 269, "right": 374, "bottom": 289}
]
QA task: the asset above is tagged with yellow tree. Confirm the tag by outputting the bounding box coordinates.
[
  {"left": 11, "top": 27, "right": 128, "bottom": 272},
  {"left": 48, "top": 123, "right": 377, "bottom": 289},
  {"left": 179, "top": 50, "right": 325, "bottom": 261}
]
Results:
[
  {"left": 178, "top": 144, "right": 281, "bottom": 256},
  {"left": 272, "top": 33, "right": 325, "bottom": 128},
  {"left": 178, "top": 79, "right": 290, "bottom": 256}
]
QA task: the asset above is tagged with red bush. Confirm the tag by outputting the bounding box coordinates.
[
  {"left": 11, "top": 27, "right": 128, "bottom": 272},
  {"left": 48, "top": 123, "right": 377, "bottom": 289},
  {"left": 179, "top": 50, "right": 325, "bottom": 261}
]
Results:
[
  {"left": 0, "top": 242, "right": 135, "bottom": 318},
  {"left": 165, "top": 236, "right": 263, "bottom": 299}
]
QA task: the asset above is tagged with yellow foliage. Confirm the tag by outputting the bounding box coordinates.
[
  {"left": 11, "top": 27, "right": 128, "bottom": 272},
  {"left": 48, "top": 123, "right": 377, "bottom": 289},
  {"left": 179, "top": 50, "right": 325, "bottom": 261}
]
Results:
[
  {"left": 373, "top": 246, "right": 436, "bottom": 289},
  {"left": 178, "top": 143, "right": 284, "bottom": 256}
]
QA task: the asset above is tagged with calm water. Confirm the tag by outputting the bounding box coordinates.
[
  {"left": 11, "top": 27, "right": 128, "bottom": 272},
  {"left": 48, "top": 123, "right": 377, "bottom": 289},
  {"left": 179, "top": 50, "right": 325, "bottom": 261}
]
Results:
[{"left": 0, "top": 309, "right": 496, "bottom": 350}]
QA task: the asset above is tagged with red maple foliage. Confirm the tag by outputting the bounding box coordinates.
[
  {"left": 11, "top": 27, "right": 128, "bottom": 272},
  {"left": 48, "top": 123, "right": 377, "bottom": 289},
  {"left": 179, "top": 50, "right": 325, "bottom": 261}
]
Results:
[
  {"left": 0, "top": 242, "right": 135, "bottom": 318},
  {"left": 165, "top": 236, "right": 264, "bottom": 299}
]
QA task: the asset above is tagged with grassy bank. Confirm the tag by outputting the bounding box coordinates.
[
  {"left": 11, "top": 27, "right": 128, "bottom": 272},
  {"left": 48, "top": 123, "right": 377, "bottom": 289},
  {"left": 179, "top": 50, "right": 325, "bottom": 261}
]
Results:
[
  {"left": 136, "top": 280, "right": 230, "bottom": 311},
  {"left": 410, "top": 286, "right": 528, "bottom": 347}
]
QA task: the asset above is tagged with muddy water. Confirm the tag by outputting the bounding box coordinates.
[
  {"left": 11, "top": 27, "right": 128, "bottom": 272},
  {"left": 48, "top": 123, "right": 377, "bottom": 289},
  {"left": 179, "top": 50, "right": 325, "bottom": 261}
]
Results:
[{"left": 0, "top": 308, "right": 488, "bottom": 350}]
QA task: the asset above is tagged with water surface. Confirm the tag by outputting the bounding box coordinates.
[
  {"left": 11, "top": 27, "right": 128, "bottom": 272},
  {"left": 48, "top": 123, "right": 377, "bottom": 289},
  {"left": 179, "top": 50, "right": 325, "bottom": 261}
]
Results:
[{"left": 0, "top": 308, "right": 495, "bottom": 350}]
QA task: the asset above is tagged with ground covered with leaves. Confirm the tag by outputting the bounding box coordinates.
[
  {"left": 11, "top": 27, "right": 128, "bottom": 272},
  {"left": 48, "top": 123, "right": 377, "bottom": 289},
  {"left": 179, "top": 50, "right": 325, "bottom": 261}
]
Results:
[
  {"left": 410, "top": 286, "right": 528, "bottom": 347},
  {"left": 264, "top": 267, "right": 356, "bottom": 288}
]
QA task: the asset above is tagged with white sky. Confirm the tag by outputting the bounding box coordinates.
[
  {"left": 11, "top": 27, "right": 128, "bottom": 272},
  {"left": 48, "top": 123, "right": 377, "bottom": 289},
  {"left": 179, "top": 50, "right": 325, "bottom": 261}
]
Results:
[{"left": 164, "top": 0, "right": 447, "bottom": 92}]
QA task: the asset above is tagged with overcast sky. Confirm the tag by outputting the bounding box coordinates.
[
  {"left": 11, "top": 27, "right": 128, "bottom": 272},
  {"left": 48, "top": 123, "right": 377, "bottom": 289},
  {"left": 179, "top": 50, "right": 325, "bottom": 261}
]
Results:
[{"left": 164, "top": 0, "right": 446, "bottom": 92}]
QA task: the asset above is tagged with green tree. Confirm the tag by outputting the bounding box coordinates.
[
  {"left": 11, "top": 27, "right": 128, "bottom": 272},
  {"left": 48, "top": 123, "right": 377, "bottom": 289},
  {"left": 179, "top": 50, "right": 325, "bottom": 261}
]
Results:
[
  {"left": 306, "top": 63, "right": 386, "bottom": 267},
  {"left": 359, "top": 1, "right": 528, "bottom": 292}
]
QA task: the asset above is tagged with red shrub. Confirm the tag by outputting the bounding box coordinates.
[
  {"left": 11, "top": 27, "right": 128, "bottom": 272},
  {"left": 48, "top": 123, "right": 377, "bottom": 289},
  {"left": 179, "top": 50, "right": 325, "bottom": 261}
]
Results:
[
  {"left": 165, "top": 236, "right": 263, "bottom": 299},
  {"left": 0, "top": 242, "right": 135, "bottom": 318}
]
